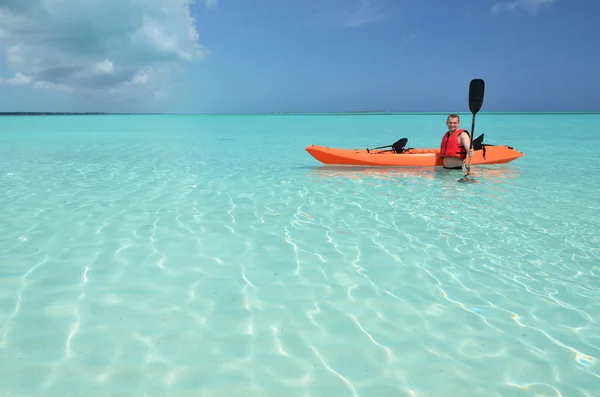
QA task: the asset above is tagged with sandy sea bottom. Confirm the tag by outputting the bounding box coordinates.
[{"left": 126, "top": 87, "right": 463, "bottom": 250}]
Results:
[{"left": 1, "top": 114, "right": 599, "bottom": 396}]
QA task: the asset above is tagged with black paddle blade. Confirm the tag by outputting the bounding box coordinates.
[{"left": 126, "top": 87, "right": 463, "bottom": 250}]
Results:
[{"left": 469, "top": 79, "right": 485, "bottom": 114}]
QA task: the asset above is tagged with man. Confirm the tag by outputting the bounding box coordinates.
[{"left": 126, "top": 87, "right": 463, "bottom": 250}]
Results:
[{"left": 439, "top": 114, "right": 474, "bottom": 169}]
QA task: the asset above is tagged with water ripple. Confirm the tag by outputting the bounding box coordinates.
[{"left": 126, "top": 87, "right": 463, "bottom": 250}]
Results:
[{"left": 1, "top": 115, "right": 599, "bottom": 396}]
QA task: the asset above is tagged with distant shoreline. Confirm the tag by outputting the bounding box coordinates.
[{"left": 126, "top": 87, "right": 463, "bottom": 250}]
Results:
[
  {"left": 0, "top": 112, "right": 156, "bottom": 116},
  {"left": 1, "top": 111, "right": 599, "bottom": 116}
]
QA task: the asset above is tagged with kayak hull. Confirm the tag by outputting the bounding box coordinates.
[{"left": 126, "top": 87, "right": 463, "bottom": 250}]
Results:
[{"left": 305, "top": 144, "right": 524, "bottom": 167}]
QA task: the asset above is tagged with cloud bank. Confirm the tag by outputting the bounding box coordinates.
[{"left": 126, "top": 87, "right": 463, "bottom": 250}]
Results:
[
  {"left": 0, "top": 0, "right": 215, "bottom": 99},
  {"left": 492, "top": 0, "right": 555, "bottom": 15}
]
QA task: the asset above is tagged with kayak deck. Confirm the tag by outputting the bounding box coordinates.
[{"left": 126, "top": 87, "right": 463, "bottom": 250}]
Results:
[{"left": 305, "top": 144, "right": 524, "bottom": 167}]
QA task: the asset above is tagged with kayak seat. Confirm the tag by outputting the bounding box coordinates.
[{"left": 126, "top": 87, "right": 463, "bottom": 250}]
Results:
[
  {"left": 392, "top": 138, "right": 408, "bottom": 153},
  {"left": 472, "top": 133, "right": 484, "bottom": 151},
  {"left": 366, "top": 137, "right": 410, "bottom": 153}
]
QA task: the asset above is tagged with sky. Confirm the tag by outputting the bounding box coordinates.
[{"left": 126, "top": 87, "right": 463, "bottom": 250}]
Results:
[{"left": 0, "top": 0, "right": 599, "bottom": 113}]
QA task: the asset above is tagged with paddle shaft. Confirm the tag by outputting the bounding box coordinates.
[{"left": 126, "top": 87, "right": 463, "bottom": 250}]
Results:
[
  {"left": 466, "top": 114, "right": 476, "bottom": 175},
  {"left": 464, "top": 79, "right": 485, "bottom": 177}
]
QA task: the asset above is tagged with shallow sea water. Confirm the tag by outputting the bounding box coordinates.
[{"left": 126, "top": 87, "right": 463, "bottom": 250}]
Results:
[{"left": 1, "top": 113, "right": 599, "bottom": 396}]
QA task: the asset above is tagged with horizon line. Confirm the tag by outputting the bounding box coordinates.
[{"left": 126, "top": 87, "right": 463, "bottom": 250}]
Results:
[{"left": 1, "top": 111, "right": 600, "bottom": 116}]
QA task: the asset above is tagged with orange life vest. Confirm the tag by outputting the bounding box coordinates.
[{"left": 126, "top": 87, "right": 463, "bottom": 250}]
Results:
[{"left": 440, "top": 128, "right": 469, "bottom": 159}]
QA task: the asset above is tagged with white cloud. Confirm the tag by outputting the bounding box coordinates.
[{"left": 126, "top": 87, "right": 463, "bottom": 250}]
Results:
[
  {"left": 0, "top": 0, "right": 214, "bottom": 99},
  {"left": 204, "top": 0, "right": 219, "bottom": 9},
  {"left": 308, "top": 0, "right": 385, "bottom": 30},
  {"left": 95, "top": 59, "right": 115, "bottom": 74},
  {"left": 492, "top": 0, "right": 555, "bottom": 15},
  {"left": 1, "top": 72, "right": 32, "bottom": 85}
]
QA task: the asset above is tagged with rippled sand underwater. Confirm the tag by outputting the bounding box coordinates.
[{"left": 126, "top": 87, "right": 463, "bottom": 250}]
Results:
[{"left": 1, "top": 114, "right": 599, "bottom": 396}]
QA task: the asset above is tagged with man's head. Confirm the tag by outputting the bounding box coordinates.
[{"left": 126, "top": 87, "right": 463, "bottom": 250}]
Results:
[{"left": 446, "top": 114, "right": 460, "bottom": 133}]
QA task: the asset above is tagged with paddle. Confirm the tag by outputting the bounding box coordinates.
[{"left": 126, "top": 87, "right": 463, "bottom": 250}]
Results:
[{"left": 458, "top": 78, "right": 485, "bottom": 183}]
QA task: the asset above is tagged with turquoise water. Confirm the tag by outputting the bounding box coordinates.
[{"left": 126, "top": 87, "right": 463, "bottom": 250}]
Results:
[{"left": 1, "top": 113, "right": 598, "bottom": 396}]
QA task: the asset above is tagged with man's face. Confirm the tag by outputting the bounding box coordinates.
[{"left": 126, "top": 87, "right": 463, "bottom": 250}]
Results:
[{"left": 446, "top": 117, "right": 459, "bottom": 132}]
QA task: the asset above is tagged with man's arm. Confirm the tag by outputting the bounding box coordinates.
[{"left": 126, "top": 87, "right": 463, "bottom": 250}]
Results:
[{"left": 460, "top": 132, "right": 473, "bottom": 155}]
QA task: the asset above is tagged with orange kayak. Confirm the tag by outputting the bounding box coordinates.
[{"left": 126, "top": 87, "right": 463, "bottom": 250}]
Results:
[{"left": 305, "top": 144, "right": 524, "bottom": 167}]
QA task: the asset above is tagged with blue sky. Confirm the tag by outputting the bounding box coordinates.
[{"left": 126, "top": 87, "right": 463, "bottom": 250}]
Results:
[{"left": 0, "top": 0, "right": 598, "bottom": 113}]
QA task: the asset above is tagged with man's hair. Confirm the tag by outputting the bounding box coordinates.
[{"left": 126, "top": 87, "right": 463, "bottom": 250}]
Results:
[{"left": 447, "top": 114, "right": 460, "bottom": 121}]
